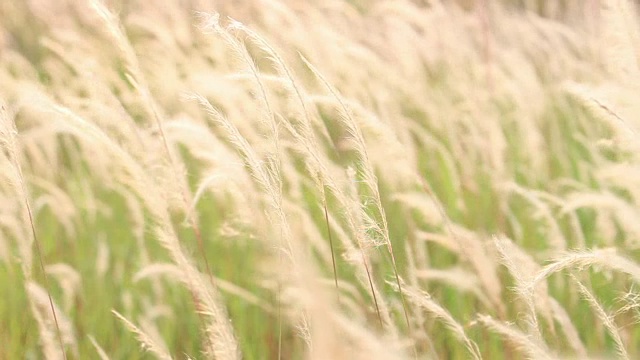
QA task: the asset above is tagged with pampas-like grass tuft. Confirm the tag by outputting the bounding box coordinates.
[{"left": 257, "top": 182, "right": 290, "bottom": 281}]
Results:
[{"left": 5, "top": 0, "right": 640, "bottom": 359}]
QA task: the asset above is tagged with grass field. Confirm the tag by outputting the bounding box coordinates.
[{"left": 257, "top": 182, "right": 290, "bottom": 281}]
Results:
[{"left": 2, "top": 0, "right": 640, "bottom": 359}]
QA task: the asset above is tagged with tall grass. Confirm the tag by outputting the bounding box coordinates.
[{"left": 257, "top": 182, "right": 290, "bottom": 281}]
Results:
[{"left": 2, "top": 0, "right": 640, "bottom": 359}]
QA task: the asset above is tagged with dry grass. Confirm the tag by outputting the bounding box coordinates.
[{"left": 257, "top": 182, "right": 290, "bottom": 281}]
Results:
[{"left": 2, "top": 0, "right": 640, "bottom": 359}]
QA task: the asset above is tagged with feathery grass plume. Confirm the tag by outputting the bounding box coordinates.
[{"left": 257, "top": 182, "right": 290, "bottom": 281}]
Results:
[
  {"left": 45, "top": 263, "right": 81, "bottom": 313},
  {"left": 26, "top": 282, "right": 76, "bottom": 360},
  {"left": 198, "top": 16, "right": 316, "bottom": 355},
  {"left": 279, "top": 227, "right": 348, "bottom": 360},
  {"left": 547, "top": 297, "right": 588, "bottom": 358},
  {"left": 309, "top": 310, "right": 408, "bottom": 360},
  {"left": 1, "top": 102, "right": 67, "bottom": 360},
  {"left": 416, "top": 224, "right": 461, "bottom": 250},
  {"left": 595, "top": 163, "right": 640, "bottom": 207},
  {"left": 274, "top": 209, "right": 404, "bottom": 360},
  {"left": 421, "top": 170, "right": 506, "bottom": 319},
  {"left": 30, "top": 178, "right": 78, "bottom": 239},
  {"left": 212, "top": 14, "right": 347, "bottom": 304},
  {"left": 570, "top": 274, "right": 629, "bottom": 360},
  {"left": 456, "top": 228, "right": 505, "bottom": 314},
  {"left": 112, "top": 310, "right": 173, "bottom": 360},
  {"left": 617, "top": 286, "right": 640, "bottom": 316},
  {"left": 303, "top": 94, "right": 416, "bottom": 189},
  {"left": 472, "top": 315, "right": 553, "bottom": 360},
  {"left": 315, "top": 277, "right": 365, "bottom": 318},
  {"left": 134, "top": 263, "right": 275, "bottom": 314},
  {"left": 185, "top": 94, "right": 299, "bottom": 329},
  {"left": 24, "top": 94, "right": 238, "bottom": 358},
  {"left": 525, "top": 249, "right": 640, "bottom": 302},
  {"left": 502, "top": 182, "right": 566, "bottom": 251},
  {"left": 560, "top": 191, "right": 640, "bottom": 248},
  {"left": 197, "top": 13, "right": 277, "bottom": 130},
  {"left": 0, "top": 106, "right": 32, "bottom": 271},
  {"left": 88, "top": 335, "right": 110, "bottom": 360},
  {"left": 400, "top": 214, "right": 433, "bottom": 355},
  {"left": 418, "top": 218, "right": 505, "bottom": 317},
  {"left": 112, "top": 185, "right": 153, "bottom": 274},
  {"left": 285, "top": 202, "right": 341, "bottom": 281},
  {"left": 18, "top": 93, "right": 160, "bottom": 213},
  {"left": 300, "top": 54, "right": 415, "bottom": 351},
  {"left": 565, "top": 82, "right": 640, "bottom": 150},
  {"left": 0, "top": 207, "right": 28, "bottom": 267},
  {"left": 286, "top": 198, "right": 372, "bottom": 357},
  {"left": 390, "top": 191, "right": 443, "bottom": 228},
  {"left": 153, "top": 225, "right": 239, "bottom": 360},
  {"left": 186, "top": 94, "right": 288, "bottom": 240},
  {"left": 162, "top": 118, "right": 257, "bottom": 229},
  {"left": 396, "top": 281, "right": 482, "bottom": 360},
  {"left": 503, "top": 181, "right": 588, "bottom": 249},
  {"left": 494, "top": 236, "right": 550, "bottom": 341},
  {"left": 345, "top": 167, "right": 396, "bottom": 334},
  {"left": 89, "top": 0, "right": 219, "bottom": 302},
  {"left": 322, "top": 187, "right": 389, "bottom": 329},
  {"left": 493, "top": 236, "right": 588, "bottom": 357},
  {"left": 186, "top": 90, "right": 307, "bottom": 356},
  {"left": 415, "top": 267, "right": 492, "bottom": 308},
  {"left": 6, "top": 0, "right": 640, "bottom": 357},
  {"left": 87, "top": 0, "right": 163, "bottom": 129}
]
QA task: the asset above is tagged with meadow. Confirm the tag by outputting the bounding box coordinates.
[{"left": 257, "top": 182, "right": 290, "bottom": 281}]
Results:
[{"left": 2, "top": 0, "right": 640, "bottom": 359}]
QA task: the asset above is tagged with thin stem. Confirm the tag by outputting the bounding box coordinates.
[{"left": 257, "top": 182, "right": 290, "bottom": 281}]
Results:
[
  {"left": 322, "top": 191, "right": 341, "bottom": 304},
  {"left": 362, "top": 251, "right": 384, "bottom": 329},
  {"left": 12, "top": 143, "right": 67, "bottom": 360},
  {"left": 300, "top": 57, "right": 416, "bottom": 356}
]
